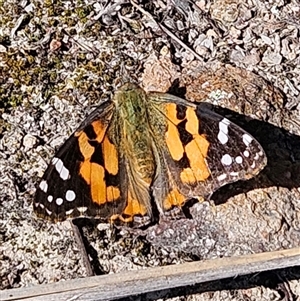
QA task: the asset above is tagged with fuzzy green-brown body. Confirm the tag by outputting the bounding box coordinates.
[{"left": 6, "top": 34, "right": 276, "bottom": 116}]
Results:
[{"left": 112, "top": 83, "right": 156, "bottom": 185}]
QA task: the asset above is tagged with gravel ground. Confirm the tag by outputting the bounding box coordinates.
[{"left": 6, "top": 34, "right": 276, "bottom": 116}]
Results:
[{"left": 1, "top": 0, "right": 300, "bottom": 300}]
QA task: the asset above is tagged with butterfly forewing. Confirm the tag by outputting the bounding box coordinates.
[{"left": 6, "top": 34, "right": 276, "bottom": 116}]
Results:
[
  {"left": 147, "top": 92, "right": 266, "bottom": 212},
  {"left": 35, "top": 101, "right": 129, "bottom": 222}
]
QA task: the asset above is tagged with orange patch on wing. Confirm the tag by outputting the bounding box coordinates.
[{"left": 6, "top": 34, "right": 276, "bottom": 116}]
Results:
[
  {"left": 80, "top": 161, "right": 107, "bottom": 205},
  {"left": 163, "top": 188, "right": 186, "bottom": 210},
  {"left": 166, "top": 103, "right": 181, "bottom": 125},
  {"left": 180, "top": 168, "right": 196, "bottom": 185},
  {"left": 106, "top": 185, "right": 120, "bottom": 202},
  {"left": 90, "top": 163, "right": 106, "bottom": 205},
  {"left": 185, "top": 107, "right": 199, "bottom": 135},
  {"left": 76, "top": 119, "right": 109, "bottom": 160},
  {"left": 102, "top": 136, "right": 118, "bottom": 175},
  {"left": 166, "top": 121, "right": 184, "bottom": 161},
  {"left": 180, "top": 134, "right": 210, "bottom": 183},
  {"left": 123, "top": 191, "right": 147, "bottom": 217},
  {"left": 76, "top": 131, "right": 94, "bottom": 159},
  {"left": 79, "top": 160, "right": 91, "bottom": 184},
  {"left": 110, "top": 214, "right": 133, "bottom": 224},
  {"left": 91, "top": 120, "right": 107, "bottom": 143}
]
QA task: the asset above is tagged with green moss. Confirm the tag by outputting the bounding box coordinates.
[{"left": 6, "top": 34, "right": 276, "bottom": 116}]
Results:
[{"left": 0, "top": 0, "right": 146, "bottom": 111}]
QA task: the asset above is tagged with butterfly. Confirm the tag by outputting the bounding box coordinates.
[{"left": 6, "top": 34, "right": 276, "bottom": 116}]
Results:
[{"left": 34, "top": 82, "right": 267, "bottom": 226}]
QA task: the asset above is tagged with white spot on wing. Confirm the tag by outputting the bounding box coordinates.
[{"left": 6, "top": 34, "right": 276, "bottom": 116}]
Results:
[
  {"left": 254, "top": 153, "right": 259, "bottom": 160},
  {"left": 54, "top": 158, "right": 63, "bottom": 170},
  {"left": 221, "top": 154, "right": 232, "bottom": 166},
  {"left": 39, "top": 180, "right": 48, "bottom": 193},
  {"left": 52, "top": 157, "right": 70, "bottom": 180},
  {"left": 251, "top": 161, "right": 256, "bottom": 168},
  {"left": 217, "top": 174, "right": 227, "bottom": 181},
  {"left": 52, "top": 157, "right": 59, "bottom": 165},
  {"left": 218, "top": 132, "right": 228, "bottom": 145},
  {"left": 56, "top": 198, "right": 63, "bottom": 206},
  {"left": 235, "top": 156, "right": 243, "bottom": 164},
  {"left": 45, "top": 208, "right": 52, "bottom": 215},
  {"left": 243, "top": 150, "right": 250, "bottom": 157},
  {"left": 243, "top": 134, "right": 253, "bottom": 147},
  {"left": 66, "top": 190, "right": 76, "bottom": 202},
  {"left": 218, "top": 118, "right": 230, "bottom": 145},
  {"left": 66, "top": 209, "right": 74, "bottom": 215},
  {"left": 60, "top": 166, "right": 70, "bottom": 180},
  {"left": 230, "top": 171, "right": 239, "bottom": 177},
  {"left": 47, "top": 195, "right": 53, "bottom": 203},
  {"left": 77, "top": 207, "right": 88, "bottom": 213}
]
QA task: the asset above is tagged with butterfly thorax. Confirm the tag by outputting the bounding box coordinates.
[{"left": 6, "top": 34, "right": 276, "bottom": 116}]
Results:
[{"left": 113, "top": 83, "right": 155, "bottom": 184}]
